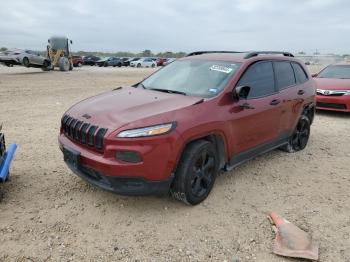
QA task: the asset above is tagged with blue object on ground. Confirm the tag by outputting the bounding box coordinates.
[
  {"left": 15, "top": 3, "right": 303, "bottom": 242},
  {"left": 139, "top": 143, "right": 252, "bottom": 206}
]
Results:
[{"left": 0, "top": 143, "right": 17, "bottom": 182}]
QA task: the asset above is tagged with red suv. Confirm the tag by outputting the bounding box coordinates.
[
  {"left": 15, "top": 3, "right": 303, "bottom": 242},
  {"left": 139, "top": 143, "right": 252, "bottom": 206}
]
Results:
[
  {"left": 59, "top": 51, "right": 315, "bottom": 205},
  {"left": 72, "top": 56, "right": 84, "bottom": 67}
]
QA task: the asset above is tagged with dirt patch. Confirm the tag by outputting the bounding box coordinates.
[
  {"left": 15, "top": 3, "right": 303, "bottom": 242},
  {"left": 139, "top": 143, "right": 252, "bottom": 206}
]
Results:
[{"left": 0, "top": 65, "right": 349, "bottom": 261}]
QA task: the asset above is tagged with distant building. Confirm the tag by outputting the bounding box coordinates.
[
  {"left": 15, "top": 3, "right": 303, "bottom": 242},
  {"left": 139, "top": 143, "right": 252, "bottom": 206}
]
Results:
[{"left": 295, "top": 54, "right": 343, "bottom": 65}]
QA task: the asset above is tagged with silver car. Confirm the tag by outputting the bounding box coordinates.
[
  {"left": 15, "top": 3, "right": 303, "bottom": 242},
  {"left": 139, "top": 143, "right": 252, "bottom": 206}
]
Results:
[{"left": 0, "top": 49, "right": 50, "bottom": 68}]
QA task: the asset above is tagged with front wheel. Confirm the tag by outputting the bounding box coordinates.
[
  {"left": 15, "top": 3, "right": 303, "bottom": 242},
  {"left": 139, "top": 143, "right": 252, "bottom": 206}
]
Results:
[
  {"left": 58, "top": 57, "right": 70, "bottom": 71},
  {"left": 281, "top": 115, "right": 311, "bottom": 153},
  {"left": 137, "top": 63, "right": 141, "bottom": 68},
  {"left": 171, "top": 140, "right": 219, "bottom": 205}
]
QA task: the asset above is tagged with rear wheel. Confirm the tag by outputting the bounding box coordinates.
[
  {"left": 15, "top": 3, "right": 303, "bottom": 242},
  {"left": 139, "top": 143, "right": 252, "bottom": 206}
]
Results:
[
  {"left": 41, "top": 60, "right": 50, "bottom": 71},
  {"left": 22, "top": 57, "right": 30, "bottom": 67},
  {"left": 58, "top": 57, "right": 70, "bottom": 71},
  {"left": 281, "top": 115, "right": 310, "bottom": 153},
  {"left": 137, "top": 63, "right": 141, "bottom": 68},
  {"left": 171, "top": 140, "right": 219, "bottom": 205}
]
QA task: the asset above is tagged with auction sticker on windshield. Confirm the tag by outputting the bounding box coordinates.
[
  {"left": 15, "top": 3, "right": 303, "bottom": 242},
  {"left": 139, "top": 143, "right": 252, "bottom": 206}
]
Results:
[{"left": 210, "top": 65, "right": 233, "bottom": 74}]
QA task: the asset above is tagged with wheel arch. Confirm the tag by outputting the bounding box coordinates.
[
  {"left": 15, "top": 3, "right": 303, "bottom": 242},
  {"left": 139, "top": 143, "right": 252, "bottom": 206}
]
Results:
[
  {"left": 174, "top": 132, "right": 228, "bottom": 174},
  {"left": 302, "top": 102, "right": 315, "bottom": 124}
]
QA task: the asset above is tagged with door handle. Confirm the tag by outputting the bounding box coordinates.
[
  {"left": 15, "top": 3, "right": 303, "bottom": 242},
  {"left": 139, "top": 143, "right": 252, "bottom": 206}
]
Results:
[
  {"left": 270, "top": 99, "right": 280, "bottom": 105},
  {"left": 298, "top": 90, "right": 305, "bottom": 95}
]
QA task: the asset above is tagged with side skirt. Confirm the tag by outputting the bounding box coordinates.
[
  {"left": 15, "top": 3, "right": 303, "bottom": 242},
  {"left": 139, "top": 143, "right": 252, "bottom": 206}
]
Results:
[{"left": 225, "top": 132, "right": 290, "bottom": 171}]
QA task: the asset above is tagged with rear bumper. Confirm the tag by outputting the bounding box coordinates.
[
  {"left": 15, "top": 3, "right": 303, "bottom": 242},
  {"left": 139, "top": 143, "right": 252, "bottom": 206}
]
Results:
[{"left": 316, "top": 95, "right": 350, "bottom": 112}]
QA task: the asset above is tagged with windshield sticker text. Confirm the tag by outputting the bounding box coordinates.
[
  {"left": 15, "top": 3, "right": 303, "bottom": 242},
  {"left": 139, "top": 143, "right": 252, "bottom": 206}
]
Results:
[{"left": 210, "top": 65, "right": 233, "bottom": 74}]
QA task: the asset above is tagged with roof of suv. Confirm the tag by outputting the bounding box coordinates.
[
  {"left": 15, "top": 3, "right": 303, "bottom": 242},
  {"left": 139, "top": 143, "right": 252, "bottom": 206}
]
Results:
[{"left": 182, "top": 51, "right": 296, "bottom": 63}]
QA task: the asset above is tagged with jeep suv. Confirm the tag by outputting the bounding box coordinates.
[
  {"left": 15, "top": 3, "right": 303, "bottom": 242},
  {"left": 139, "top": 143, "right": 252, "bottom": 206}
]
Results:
[{"left": 58, "top": 51, "right": 315, "bottom": 205}]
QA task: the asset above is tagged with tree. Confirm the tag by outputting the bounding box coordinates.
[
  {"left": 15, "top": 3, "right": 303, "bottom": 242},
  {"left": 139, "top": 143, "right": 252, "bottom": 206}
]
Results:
[
  {"left": 0, "top": 47, "right": 7, "bottom": 52},
  {"left": 141, "top": 49, "right": 152, "bottom": 57}
]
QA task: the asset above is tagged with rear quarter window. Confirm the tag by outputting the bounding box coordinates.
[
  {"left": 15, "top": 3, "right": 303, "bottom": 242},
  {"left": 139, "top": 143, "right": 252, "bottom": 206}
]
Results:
[
  {"left": 292, "top": 62, "right": 308, "bottom": 84},
  {"left": 274, "top": 61, "right": 296, "bottom": 90}
]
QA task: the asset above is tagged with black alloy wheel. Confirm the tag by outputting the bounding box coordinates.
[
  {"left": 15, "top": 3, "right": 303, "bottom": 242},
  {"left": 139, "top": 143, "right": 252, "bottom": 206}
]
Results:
[
  {"left": 281, "top": 115, "right": 311, "bottom": 152},
  {"left": 171, "top": 140, "right": 219, "bottom": 205}
]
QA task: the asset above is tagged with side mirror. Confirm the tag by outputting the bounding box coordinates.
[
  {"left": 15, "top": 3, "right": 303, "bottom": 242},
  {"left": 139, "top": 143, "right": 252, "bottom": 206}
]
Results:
[
  {"left": 311, "top": 73, "right": 318, "bottom": 77},
  {"left": 232, "top": 86, "right": 250, "bottom": 101},
  {"left": 70, "top": 40, "right": 73, "bottom": 44}
]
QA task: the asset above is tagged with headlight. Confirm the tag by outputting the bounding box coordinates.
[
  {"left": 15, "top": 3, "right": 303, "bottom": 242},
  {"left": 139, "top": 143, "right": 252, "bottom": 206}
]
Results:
[{"left": 117, "top": 123, "right": 175, "bottom": 138}]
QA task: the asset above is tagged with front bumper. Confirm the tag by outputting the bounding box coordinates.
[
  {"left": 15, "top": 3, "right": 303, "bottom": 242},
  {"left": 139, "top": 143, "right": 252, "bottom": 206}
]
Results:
[
  {"left": 0, "top": 57, "right": 21, "bottom": 66},
  {"left": 58, "top": 132, "right": 181, "bottom": 195},
  {"left": 65, "top": 156, "right": 173, "bottom": 195},
  {"left": 316, "top": 95, "right": 350, "bottom": 112}
]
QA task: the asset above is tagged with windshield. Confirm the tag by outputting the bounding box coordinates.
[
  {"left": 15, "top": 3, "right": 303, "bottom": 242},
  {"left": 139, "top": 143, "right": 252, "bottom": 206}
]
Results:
[
  {"left": 141, "top": 60, "right": 240, "bottom": 97},
  {"left": 317, "top": 65, "right": 350, "bottom": 79}
]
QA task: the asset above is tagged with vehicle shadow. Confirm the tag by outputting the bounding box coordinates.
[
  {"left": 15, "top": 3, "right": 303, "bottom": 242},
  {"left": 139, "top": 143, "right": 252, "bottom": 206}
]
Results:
[{"left": 3, "top": 71, "right": 49, "bottom": 76}]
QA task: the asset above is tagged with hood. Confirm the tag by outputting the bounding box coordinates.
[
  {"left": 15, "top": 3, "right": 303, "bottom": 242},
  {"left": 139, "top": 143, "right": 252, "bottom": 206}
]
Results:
[
  {"left": 97, "top": 58, "right": 109, "bottom": 62},
  {"left": 315, "top": 77, "right": 350, "bottom": 90},
  {"left": 65, "top": 87, "right": 203, "bottom": 132}
]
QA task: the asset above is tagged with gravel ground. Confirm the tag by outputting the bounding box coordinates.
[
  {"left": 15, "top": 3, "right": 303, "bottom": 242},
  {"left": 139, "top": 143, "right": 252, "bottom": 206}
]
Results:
[{"left": 0, "top": 65, "right": 349, "bottom": 262}]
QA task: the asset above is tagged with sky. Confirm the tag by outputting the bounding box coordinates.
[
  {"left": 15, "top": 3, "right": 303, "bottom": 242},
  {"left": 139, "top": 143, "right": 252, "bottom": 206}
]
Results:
[{"left": 0, "top": 0, "right": 349, "bottom": 54}]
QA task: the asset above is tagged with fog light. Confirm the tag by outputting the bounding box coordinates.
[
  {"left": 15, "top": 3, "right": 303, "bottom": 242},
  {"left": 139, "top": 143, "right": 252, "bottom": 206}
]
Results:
[{"left": 116, "top": 151, "right": 142, "bottom": 163}]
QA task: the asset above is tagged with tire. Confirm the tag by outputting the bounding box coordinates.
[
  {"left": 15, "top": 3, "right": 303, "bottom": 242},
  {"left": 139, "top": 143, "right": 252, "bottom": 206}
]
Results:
[
  {"left": 22, "top": 57, "right": 30, "bottom": 67},
  {"left": 151, "top": 63, "right": 155, "bottom": 68},
  {"left": 171, "top": 140, "right": 219, "bottom": 205},
  {"left": 41, "top": 60, "right": 50, "bottom": 71},
  {"left": 58, "top": 57, "right": 70, "bottom": 71},
  {"left": 137, "top": 63, "right": 141, "bottom": 68},
  {"left": 118, "top": 63, "right": 122, "bottom": 67},
  {"left": 280, "top": 115, "right": 311, "bottom": 153}
]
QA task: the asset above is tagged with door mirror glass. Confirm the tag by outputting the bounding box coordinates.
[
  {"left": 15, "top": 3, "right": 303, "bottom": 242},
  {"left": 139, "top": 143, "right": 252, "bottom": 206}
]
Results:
[{"left": 232, "top": 85, "right": 250, "bottom": 101}]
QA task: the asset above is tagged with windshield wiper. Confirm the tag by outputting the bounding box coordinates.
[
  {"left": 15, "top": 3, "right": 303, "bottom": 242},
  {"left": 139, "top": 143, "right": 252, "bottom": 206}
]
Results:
[{"left": 148, "top": 88, "right": 187, "bottom": 96}]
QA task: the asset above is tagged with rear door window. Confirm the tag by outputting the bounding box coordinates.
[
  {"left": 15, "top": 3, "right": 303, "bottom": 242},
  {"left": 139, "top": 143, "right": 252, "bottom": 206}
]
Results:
[
  {"left": 291, "top": 62, "right": 308, "bottom": 84},
  {"left": 237, "top": 61, "right": 275, "bottom": 98},
  {"left": 274, "top": 61, "right": 296, "bottom": 90}
]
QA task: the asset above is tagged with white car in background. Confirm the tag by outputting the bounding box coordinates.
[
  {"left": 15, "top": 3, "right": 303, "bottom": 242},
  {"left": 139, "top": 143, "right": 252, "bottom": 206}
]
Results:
[{"left": 130, "top": 57, "right": 157, "bottom": 68}]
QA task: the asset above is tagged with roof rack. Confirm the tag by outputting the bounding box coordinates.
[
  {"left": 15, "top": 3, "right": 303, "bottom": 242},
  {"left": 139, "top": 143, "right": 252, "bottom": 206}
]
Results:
[
  {"left": 186, "top": 51, "right": 243, "bottom": 57},
  {"left": 244, "top": 51, "right": 294, "bottom": 59}
]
